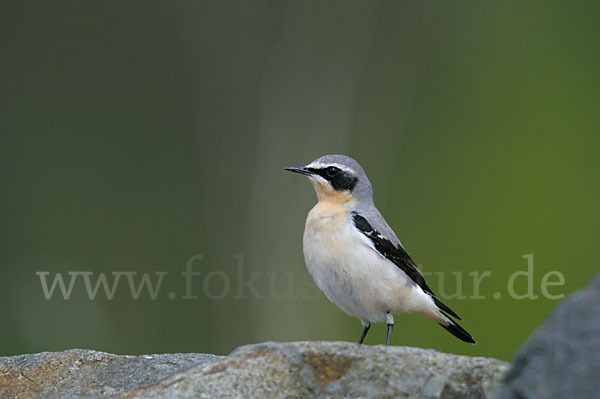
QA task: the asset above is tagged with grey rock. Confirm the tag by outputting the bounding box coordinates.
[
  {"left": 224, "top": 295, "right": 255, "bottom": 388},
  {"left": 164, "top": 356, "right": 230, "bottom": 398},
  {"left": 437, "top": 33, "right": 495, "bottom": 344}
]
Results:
[
  {"left": 499, "top": 273, "right": 600, "bottom": 399},
  {"left": 125, "top": 342, "right": 508, "bottom": 399},
  {"left": 0, "top": 343, "right": 508, "bottom": 399},
  {"left": 0, "top": 349, "right": 222, "bottom": 398}
]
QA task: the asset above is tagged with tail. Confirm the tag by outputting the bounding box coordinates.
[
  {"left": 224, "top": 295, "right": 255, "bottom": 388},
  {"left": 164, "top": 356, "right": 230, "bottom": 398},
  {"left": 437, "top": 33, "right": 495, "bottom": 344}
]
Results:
[
  {"left": 433, "top": 297, "right": 461, "bottom": 320},
  {"left": 432, "top": 296, "right": 476, "bottom": 344},
  {"left": 439, "top": 318, "right": 476, "bottom": 344}
]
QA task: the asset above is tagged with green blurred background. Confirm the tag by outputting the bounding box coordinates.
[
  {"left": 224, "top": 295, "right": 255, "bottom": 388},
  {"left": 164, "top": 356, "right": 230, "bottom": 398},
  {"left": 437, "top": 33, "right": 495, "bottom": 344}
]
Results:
[{"left": 1, "top": 1, "right": 599, "bottom": 362}]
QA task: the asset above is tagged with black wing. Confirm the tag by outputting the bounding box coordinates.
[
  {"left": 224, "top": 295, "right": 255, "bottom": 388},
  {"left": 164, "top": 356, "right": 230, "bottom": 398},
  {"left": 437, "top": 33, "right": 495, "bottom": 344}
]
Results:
[{"left": 352, "top": 212, "right": 461, "bottom": 320}]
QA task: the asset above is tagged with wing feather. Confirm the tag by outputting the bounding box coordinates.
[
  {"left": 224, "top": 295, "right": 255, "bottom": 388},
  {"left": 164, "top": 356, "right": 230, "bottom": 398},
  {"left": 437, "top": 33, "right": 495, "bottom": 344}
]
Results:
[{"left": 352, "top": 212, "right": 461, "bottom": 320}]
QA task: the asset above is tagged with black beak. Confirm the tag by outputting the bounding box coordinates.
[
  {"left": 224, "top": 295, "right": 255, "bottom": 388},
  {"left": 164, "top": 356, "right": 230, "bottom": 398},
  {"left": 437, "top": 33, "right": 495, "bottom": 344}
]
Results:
[{"left": 285, "top": 166, "right": 312, "bottom": 176}]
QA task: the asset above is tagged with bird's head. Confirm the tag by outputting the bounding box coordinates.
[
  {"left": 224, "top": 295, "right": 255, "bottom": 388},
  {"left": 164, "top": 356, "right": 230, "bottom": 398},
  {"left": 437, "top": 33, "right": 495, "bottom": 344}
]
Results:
[{"left": 286, "top": 154, "right": 373, "bottom": 205}]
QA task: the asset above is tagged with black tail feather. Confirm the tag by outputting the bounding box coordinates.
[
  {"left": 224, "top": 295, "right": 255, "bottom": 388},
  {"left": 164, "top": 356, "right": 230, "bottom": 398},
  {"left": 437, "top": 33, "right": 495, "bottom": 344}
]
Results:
[
  {"left": 433, "top": 297, "right": 461, "bottom": 320},
  {"left": 440, "top": 320, "right": 476, "bottom": 344}
]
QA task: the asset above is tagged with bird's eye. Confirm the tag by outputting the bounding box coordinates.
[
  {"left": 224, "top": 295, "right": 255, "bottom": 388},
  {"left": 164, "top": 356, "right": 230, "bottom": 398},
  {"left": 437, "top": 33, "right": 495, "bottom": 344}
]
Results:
[{"left": 326, "top": 166, "right": 340, "bottom": 177}]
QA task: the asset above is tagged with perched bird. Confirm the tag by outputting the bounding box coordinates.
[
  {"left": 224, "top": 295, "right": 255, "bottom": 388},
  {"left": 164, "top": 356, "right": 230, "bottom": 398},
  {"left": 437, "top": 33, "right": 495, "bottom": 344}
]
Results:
[{"left": 286, "top": 154, "right": 476, "bottom": 345}]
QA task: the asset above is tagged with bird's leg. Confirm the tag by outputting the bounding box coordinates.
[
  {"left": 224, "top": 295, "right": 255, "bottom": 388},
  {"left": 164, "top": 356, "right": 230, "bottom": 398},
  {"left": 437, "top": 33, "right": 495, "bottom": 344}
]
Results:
[
  {"left": 358, "top": 321, "right": 370, "bottom": 345},
  {"left": 386, "top": 312, "right": 394, "bottom": 346}
]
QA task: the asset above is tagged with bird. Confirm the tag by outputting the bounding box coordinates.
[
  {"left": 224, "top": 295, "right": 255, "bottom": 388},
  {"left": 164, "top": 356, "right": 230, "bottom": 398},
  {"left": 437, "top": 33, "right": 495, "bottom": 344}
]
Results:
[{"left": 285, "top": 154, "right": 476, "bottom": 345}]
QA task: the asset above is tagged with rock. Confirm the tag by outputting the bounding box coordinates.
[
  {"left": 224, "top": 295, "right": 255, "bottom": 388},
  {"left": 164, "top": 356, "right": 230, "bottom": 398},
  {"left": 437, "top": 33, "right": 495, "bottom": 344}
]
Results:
[
  {"left": 0, "top": 350, "right": 222, "bottom": 398},
  {"left": 126, "top": 342, "right": 508, "bottom": 399},
  {"left": 1, "top": 343, "right": 508, "bottom": 399},
  {"left": 498, "top": 273, "right": 600, "bottom": 399}
]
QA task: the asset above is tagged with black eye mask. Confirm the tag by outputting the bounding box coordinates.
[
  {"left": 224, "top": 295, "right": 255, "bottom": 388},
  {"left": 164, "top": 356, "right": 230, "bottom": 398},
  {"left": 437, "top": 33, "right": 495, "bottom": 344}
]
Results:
[{"left": 307, "top": 167, "right": 358, "bottom": 192}]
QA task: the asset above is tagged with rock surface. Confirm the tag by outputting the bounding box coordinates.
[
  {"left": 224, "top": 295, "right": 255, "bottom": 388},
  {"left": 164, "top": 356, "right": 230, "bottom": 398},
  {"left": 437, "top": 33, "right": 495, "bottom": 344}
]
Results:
[
  {"left": 0, "top": 342, "right": 508, "bottom": 399},
  {"left": 0, "top": 350, "right": 222, "bottom": 398},
  {"left": 498, "top": 273, "right": 600, "bottom": 399}
]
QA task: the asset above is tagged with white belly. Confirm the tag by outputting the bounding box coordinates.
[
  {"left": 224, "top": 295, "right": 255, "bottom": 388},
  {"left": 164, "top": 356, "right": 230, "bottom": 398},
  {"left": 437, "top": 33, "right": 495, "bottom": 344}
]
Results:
[{"left": 302, "top": 203, "right": 436, "bottom": 323}]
